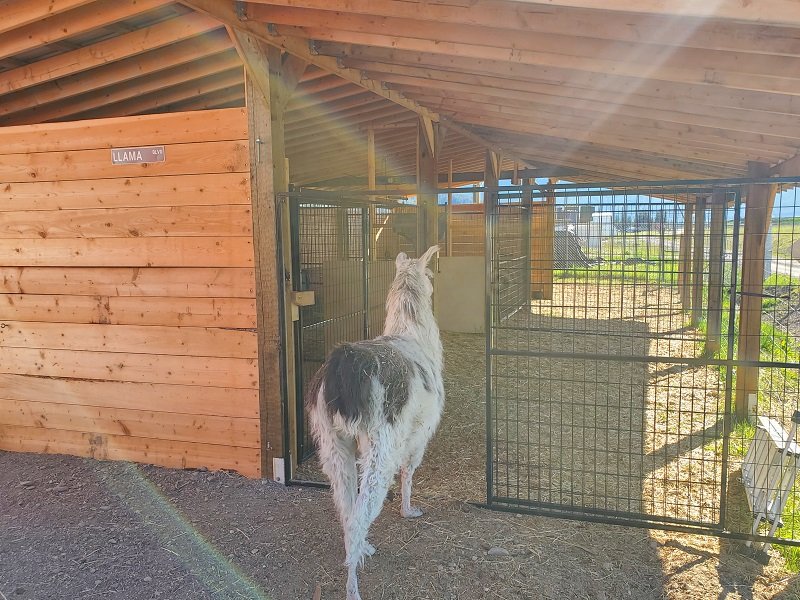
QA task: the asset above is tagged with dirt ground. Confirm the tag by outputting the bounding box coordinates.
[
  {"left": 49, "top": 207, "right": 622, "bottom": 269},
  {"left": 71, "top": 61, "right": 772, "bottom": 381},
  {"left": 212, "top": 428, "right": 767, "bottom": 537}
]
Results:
[
  {"left": 1, "top": 451, "right": 799, "bottom": 600},
  {"left": 1, "top": 327, "right": 800, "bottom": 598}
]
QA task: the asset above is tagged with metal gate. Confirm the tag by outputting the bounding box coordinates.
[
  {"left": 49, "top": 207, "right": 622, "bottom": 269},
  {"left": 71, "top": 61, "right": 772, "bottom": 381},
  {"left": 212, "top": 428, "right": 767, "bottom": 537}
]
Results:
[
  {"left": 486, "top": 177, "right": 800, "bottom": 548},
  {"left": 285, "top": 192, "right": 417, "bottom": 474}
]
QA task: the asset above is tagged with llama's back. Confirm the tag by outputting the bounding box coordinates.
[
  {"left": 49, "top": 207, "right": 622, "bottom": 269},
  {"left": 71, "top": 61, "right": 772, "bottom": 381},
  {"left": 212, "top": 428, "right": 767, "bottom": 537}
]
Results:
[{"left": 309, "top": 336, "right": 422, "bottom": 431}]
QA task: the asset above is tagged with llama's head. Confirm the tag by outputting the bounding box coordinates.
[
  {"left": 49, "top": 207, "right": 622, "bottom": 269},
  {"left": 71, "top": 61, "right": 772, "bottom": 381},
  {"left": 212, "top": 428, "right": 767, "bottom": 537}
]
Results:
[{"left": 392, "top": 245, "right": 439, "bottom": 300}]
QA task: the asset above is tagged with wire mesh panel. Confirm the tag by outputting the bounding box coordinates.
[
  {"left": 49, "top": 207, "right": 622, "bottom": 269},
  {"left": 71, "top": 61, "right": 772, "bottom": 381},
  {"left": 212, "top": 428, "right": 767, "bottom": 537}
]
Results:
[
  {"left": 486, "top": 179, "right": 800, "bottom": 548},
  {"left": 288, "top": 193, "right": 417, "bottom": 472}
]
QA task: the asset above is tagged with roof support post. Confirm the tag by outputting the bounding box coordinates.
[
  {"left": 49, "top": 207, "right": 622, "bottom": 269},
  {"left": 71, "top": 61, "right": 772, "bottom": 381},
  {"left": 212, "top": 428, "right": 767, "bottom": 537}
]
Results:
[
  {"left": 735, "top": 162, "right": 778, "bottom": 422},
  {"left": 245, "top": 66, "right": 285, "bottom": 480},
  {"left": 678, "top": 202, "right": 694, "bottom": 312},
  {"left": 531, "top": 178, "right": 555, "bottom": 301},
  {"left": 233, "top": 25, "right": 307, "bottom": 480},
  {"left": 705, "top": 189, "right": 727, "bottom": 354},
  {"left": 417, "top": 118, "right": 438, "bottom": 254},
  {"left": 691, "top": 195, "right": 707, "bottom": 327},
  {"left": 367, "top": 127, "right": 377, "bottom": 255}
]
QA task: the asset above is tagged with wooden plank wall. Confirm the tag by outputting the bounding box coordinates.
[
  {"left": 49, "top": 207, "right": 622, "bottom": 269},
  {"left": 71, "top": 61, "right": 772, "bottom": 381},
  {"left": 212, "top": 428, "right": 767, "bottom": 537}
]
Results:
[
  {"left": 444, "top": 205, "right": 484, "bottom": 256},
  {"left": 0, "top": 108, "right": 262, "bottom": 477}
]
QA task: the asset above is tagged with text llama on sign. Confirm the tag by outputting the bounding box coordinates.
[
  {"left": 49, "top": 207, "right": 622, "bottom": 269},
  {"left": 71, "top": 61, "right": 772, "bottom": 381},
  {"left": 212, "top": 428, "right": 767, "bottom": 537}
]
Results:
[{"left": 306, "top": 245, "right": 444, "bottom": 600}]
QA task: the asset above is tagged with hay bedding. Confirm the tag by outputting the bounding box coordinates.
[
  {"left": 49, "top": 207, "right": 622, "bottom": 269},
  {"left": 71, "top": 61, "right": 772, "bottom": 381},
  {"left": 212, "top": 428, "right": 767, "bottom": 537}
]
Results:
[
  {"left": 299, "top": 281, "right": 757, "bottom": 530},
  {"left": 280, "top": 280, "right": 800, "bottom": 598},
  {"left": 3, "top": 278, "right": 800, "bottom": 598}
]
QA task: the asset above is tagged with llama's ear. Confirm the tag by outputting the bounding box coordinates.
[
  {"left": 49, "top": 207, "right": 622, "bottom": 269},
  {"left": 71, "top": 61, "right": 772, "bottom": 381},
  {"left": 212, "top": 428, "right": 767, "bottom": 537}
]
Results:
[
  {"left": 395, "top": 251, "right": 409, "bottom": 268},
  {"left": 418, "top": 245, "right": 440, "bottom": 269}
]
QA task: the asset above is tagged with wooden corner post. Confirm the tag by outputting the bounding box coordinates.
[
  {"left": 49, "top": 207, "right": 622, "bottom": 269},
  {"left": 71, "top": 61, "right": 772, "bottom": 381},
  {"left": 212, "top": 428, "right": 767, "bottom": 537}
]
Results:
[
  {"left": 233, "top": 26, "right": 306, "bottom": 481},
  {"left": 243, "top": 66, "right": 284, "bottom": 480},
  {"left": 735, "top": 162, "right": 778, "bottom": 421}
]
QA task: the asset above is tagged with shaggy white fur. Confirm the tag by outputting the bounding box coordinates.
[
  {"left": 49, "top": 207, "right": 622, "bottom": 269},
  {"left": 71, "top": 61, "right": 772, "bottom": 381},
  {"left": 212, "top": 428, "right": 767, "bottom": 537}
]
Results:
[{"left": 307, "top": 245, "right": 444, "bottom": 600}]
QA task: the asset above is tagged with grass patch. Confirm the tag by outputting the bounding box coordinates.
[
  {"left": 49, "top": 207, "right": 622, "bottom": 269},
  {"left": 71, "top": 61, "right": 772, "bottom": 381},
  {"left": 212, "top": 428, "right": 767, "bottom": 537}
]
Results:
[
  {"left": 554, "top": 259, "right": 680, "bottom": 285},
  {"left": 770, "top": 218, "right": 800, "bottom": 260}
]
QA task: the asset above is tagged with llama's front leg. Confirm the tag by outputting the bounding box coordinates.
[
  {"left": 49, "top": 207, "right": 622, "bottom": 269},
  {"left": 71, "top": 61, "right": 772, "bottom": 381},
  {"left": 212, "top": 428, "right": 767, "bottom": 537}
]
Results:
[{"left": 400, "top": 465, "right": 423, "bottom": 518}]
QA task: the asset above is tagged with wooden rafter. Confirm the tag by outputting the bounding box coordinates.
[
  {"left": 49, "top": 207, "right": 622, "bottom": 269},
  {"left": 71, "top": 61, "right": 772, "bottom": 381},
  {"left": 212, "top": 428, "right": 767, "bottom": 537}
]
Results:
[
  {"left": 241, "top": 0, "right": 800, "bottom": 56},
  {"left": 510, "top": 0, "right": 800, "bottom": 27},
  {"left": 0, "top": 0, "right": 95, "bottom": 36},
  {"left": 183, "top": 0, "right": 438, "bottom": 121},
  {"left": 70, "top": 73, "right": 244, "bottom": 121},
  {"left": 365, "top": 69, "right": 800, "bottom": 141},
  {"left": 407, "top": 94, "right": 791, "bottom": 161},
  {"left": 0, "top": 13, "right": 221, "bottom": 95},
  {"left": 0, "top": 0, "right": 172, "bottom": 62},
  {"left": 250, "top": 5, "right": 800, "bottom": 88},
  {"left": 0, "top": 33, "right": 233, "bottom": 122},
  {"left": 286, "top": 24, "right": 800, "bottom": 97},
  {"left": 328, "top": 45, "right": 800, "bottom": 117},
  {"left": 6, "top": 52, "right": 242, "bottom": 125}
]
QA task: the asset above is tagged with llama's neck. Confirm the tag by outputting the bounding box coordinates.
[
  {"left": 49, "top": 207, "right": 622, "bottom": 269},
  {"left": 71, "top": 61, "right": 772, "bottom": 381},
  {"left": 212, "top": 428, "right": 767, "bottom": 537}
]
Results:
[{"left": 383, "top": 295, "right": 442, "bottom": 365}]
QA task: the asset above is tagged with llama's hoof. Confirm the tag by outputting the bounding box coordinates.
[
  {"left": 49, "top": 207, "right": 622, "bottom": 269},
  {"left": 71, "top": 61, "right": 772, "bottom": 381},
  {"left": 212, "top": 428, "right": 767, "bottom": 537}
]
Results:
[
  {"left": 365, "top": 542, "right": 376, "bottom": 556},
  {"left": 401, "top": 505, "right": 424, "bottom": 518}
]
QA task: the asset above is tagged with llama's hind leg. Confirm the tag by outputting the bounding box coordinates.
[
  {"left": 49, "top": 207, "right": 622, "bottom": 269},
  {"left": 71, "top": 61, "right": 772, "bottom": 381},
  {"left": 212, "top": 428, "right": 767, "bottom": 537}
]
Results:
[
  {"left": 400, "top": 464, "right": 423, "bottom": 518},
  {"left": 344, "top": 431, "right": 396, "bottom": 600},
  {"left": 399, "top": 441, "right": 428, "bottom": 518}
]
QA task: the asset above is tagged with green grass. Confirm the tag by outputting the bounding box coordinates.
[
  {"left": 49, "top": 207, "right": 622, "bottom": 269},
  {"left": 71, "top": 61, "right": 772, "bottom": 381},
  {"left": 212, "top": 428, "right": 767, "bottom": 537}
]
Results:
[
  {"left": 730, "top": 420, "right": 756, "bottom": 458},
  {"left": 771, "top": 218, "right": 800, "bottom": 260},
  {"left": 554, "top": 261, "right": 679, "bottom": 285}
]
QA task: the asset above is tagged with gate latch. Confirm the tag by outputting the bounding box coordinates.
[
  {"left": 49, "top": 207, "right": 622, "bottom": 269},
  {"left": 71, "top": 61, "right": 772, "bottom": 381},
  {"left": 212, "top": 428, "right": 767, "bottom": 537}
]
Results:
[{"left": 290, "top": 290, "right": 315, "bottom": 321}]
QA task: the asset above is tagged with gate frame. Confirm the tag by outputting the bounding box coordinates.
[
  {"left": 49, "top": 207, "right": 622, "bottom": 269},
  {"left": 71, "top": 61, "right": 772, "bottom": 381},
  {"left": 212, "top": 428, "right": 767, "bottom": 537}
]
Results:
[
  {"left": 479, "top": 175, "right": 800, "bottom": 549},
  {"left": 277, "top": 189, "right": 416, "bottom": 484}
]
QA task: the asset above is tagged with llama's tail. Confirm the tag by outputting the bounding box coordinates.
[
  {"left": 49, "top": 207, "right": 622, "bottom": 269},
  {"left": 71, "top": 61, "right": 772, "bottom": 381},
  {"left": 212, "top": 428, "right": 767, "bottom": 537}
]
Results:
[
  {"left": 344, "top": 427, "right": 396, "bottom": 599},
  {"left": 308, "top": 391, "right": 358, "bottom": 530}
]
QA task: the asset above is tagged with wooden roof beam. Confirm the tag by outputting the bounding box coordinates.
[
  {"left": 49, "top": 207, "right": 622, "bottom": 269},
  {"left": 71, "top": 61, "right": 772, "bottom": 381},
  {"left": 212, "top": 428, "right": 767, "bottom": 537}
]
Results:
[
  {"left": 299, "top": 166, "right": 581, "bottom": 189},
  {"left": 0, "top": 0, "right": 95, "bottom": 36},
  {"left": 149, "top": 86, "right": 245, "bottom": 113},
  {"left": 771, "top": 154, "right": 800, "bottom": 177},
  {"left": 251, "top": 6, "right": 800, "bottom": 84},
  {"left": 332, "top": 45, "right": 800, "bottom": 117},
  {"left": 293, "top": 75, "right": 352, "bottom": 96},
  {"left": 240, "top": 0, "right": 800, "bottom": 56},
  {"left": 355, "top": 63, "right": 800, "bottom": 140},
  {"left": 0, "top": 32, "right": 232, "bottom": 122},
  {"left": 181, "top": 0, "right": 530, "bottom": 170},
  {"left": 286, "top": 91, "right": 385, "bottom": 121},
  {"left": 0, "top": 12, "right": 221, "bottom": 95},
  {"left": 5, "top": 56, "right": 243, "bottom": 126},
  {"left": 510, "top": 0, "right": 800, "bottom": 27},
  {"left": 287, "top": 104, "right": 410, "bottom": 140},
  {"left": 287, "top": 85, "right": 365, "bottom": 112},
  {"left": 68, "top": 73, "right": 245, "bottom": 121},
  {"left": 288, "top": 125, "right": 412, "bottom": 155},
  {"left": 183, "top": 0, "right": 438, "bottom": 120},
  {"left": 0, "top": 0, "right": 173, "bottom": 62},
  {"left": 406, "top": 93, "right": 792, "bottom": 160},
  {"left": 461, "top": 118, "right": 747, "bottom": 176},
  {"left": 290, "top": 25, "right": 800, "bottom": 97},
  {"left": 474, "top": 131, "right": 739, "bottom": 179}
]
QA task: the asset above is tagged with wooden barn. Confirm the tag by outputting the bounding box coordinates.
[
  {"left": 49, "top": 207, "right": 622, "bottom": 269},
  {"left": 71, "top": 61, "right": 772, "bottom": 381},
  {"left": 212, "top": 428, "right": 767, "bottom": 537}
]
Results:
[{"left": 2, "top": 0, "right": 800, "bottom": 495}]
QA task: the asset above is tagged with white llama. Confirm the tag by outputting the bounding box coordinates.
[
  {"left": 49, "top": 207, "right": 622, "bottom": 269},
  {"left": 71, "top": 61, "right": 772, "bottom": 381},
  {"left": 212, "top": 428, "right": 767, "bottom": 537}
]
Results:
[{"left": 306, "top": 245, "right": 444, "bottom": 600}]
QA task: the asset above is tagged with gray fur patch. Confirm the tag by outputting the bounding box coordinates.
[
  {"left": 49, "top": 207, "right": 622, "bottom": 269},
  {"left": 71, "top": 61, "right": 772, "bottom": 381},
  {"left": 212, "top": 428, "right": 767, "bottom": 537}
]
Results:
[
  {"left": 414, "top": 361, "right": 433, "bottom": 393},
  {"left": 315, "top": 336, "right": 413, "bottom": 425}
]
